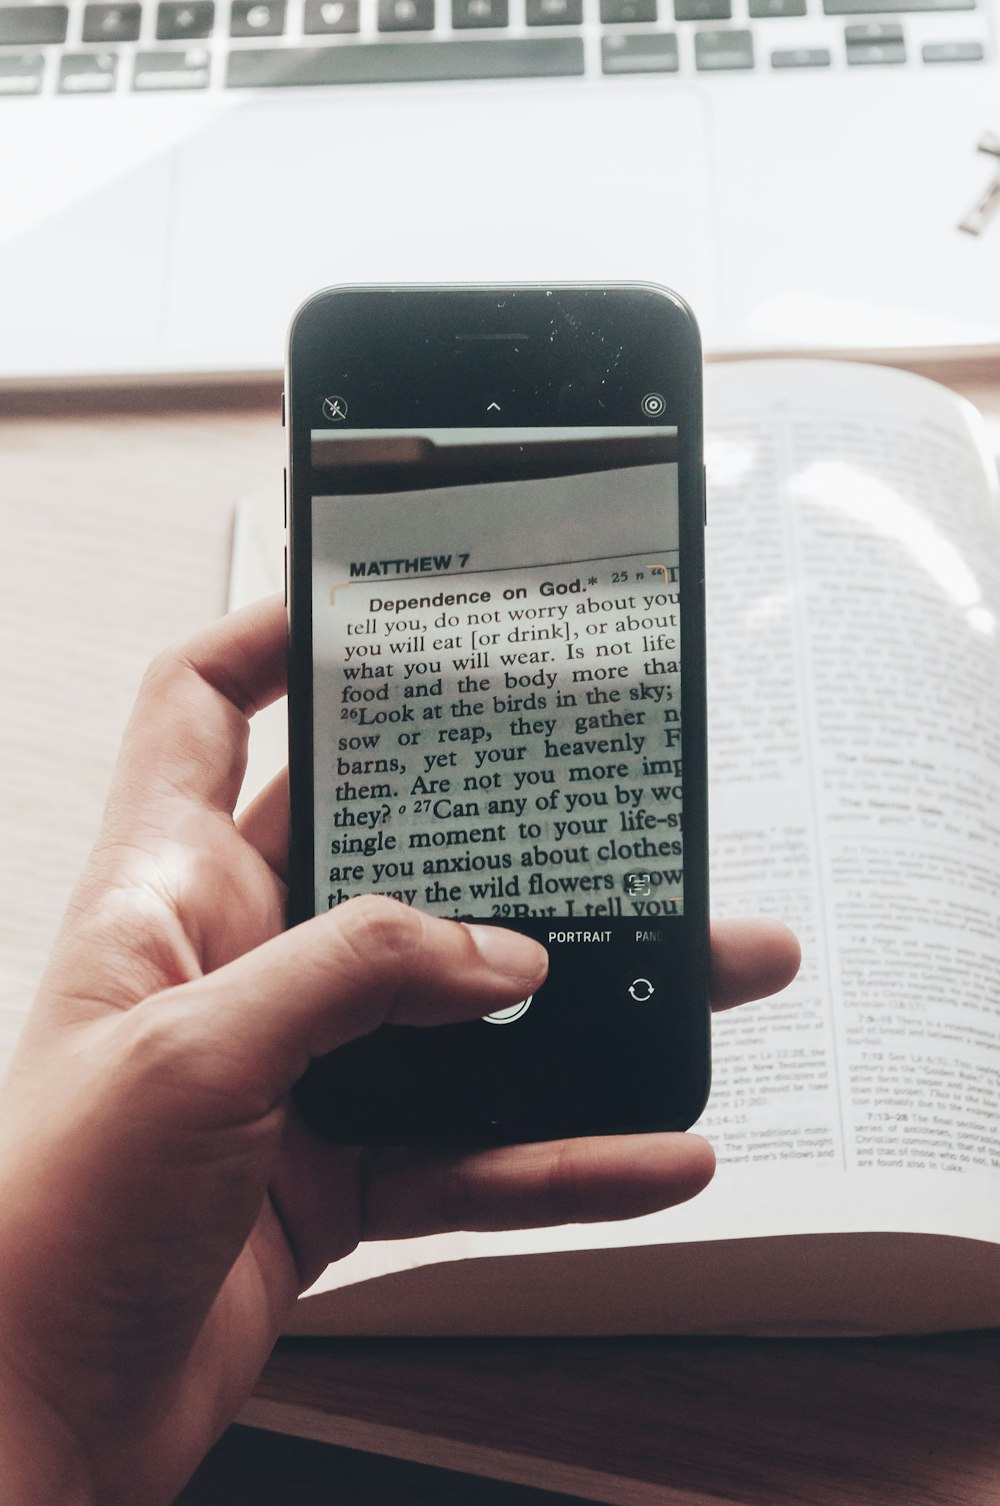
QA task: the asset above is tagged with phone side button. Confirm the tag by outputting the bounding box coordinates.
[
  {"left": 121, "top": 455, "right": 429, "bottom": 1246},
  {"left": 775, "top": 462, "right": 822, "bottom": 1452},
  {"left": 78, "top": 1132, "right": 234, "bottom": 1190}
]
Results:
[
  {"left": 281, "top": 390, "right": 286, "bottom": 426},
  {"left": 283, "top": 467, "right": 287, "bottom": 527},
  {"left": 284, "top": 544, "right": 287, "bottom": 606},
  {"left": 703, "top": 463, "right": 707, "bottom": 525}
]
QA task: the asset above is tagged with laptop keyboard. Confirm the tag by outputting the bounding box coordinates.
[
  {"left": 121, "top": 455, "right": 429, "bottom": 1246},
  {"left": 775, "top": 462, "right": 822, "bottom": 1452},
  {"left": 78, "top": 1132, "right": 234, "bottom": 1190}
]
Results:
[{"left": 0, "top": 0, "right": 989, "bottom": 93}]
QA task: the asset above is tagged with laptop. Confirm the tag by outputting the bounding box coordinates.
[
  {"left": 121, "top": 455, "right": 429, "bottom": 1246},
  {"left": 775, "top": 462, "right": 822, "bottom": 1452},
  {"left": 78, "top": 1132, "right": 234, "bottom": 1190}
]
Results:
[{"left": 1, "top": 0, "right": 998, "bottom": 380}]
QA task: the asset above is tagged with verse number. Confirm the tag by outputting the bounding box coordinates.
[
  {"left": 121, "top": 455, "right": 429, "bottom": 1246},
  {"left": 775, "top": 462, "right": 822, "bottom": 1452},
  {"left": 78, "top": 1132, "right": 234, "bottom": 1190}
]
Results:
[{"left": 612, "top": 571, "right": 629, "bottom": 583}]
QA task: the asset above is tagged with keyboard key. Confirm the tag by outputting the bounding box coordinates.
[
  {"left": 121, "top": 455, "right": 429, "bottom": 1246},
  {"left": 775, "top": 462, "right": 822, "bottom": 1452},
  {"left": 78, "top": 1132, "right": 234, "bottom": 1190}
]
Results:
[
  {"left": 83, "top": 4, "right": 141, "bottom": 40},
  {"left": 695, "top": 27, "right": 752, "bottom": 65},
  {"left": 845, "top": 20, "right": 903, "bottom": 37},
  {"left": 304, "top": 0, "right": 359, "bottom": 30},
  {"left": 0, "top": 51, "right": 43, "bottom": 93},
  {"left": 156, "top": 2, "right": 214, "bottom": 37},
  {"left": 675, "top": 0, "right": 730, "bottom": 20},
  {"left": 134, "top": 46, "right": 210, "bottom": 84},
  {"left": 378, "top": 0, "right": 434, "bottom": 28},
  {"left": 846, "top": 25, "right": 906, "bottom": 59},
  {"left": 453, "top": 0, "right": 508, "bottom": 22},
  {"left": 750, "top": 0, "right": 805, "bottom": 14},
  {"left": 771, "top": 44, "right": 830, "bottom": 62},
  {"left": 0, "top": 7, "right": 67, "bottom": 44},
  {"left": 825, "top": 0, "right": 971, "bottom": 13},
  {"left": 526, "top": 0, "right": 583, "bottom": 22},
  {"left": 227, "top": 37, "right": 585, "bottom": 84},
  {"left": 601, "top": 0, "right": 657, "bottom": 20},
  {"left": 59, "top": 50, "right": 118, "bottom": 90},
  {"left": 602, "top": 30, "right": 677, "bottom": 67},
  {"left": 847, "top": 39, "right": 905, "bottom": 58},
  {"left": 231, "top": 0, "right": 285, "bottom": 33},
  {"left": 922, "top": 38, "right": 983, "bottom": 57}
]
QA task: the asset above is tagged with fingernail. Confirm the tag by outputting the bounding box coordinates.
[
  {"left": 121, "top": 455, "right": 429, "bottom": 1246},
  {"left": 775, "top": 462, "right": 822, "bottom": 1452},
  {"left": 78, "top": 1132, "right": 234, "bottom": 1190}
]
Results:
[{"left": 466, "top": 925, "right": 547, "bottom": 982}]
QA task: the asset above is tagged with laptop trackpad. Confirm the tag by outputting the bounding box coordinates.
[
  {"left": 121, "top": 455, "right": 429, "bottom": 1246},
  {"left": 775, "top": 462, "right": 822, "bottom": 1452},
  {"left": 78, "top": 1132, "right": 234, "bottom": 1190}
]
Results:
[{"left": 166, "top": 83, "right": 720, "bottom": 364}]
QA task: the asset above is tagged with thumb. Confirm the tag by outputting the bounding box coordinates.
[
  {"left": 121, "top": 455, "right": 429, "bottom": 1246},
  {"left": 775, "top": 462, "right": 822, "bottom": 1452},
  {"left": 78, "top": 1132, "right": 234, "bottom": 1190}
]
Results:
[{"left": 135, "top": 897, "right": 547, "bottom": 1118}]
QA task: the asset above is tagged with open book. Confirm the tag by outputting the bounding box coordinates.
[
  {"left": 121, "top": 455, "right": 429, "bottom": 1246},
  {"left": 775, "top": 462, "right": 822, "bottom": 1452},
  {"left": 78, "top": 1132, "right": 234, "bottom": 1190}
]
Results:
[{"left": 231, "top": 360, "right": 1000, "bottom": 1339}]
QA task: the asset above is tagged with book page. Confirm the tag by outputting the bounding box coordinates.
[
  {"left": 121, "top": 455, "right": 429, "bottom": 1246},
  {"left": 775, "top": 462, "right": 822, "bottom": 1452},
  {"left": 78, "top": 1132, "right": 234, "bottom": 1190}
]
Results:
[
  {"left": 229, "top": 362, "right": 1000, "bottom": 1327},
  {"left": 700, "top": 360, "right": 1000, "bottom": 1201},
  {"left": 310, "top": 453, "right": 684, "bottom": 921}
]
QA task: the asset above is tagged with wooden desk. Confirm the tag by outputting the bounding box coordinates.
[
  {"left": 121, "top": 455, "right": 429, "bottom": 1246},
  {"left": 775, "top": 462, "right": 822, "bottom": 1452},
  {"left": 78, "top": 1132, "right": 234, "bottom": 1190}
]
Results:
[{"left": 3, "top": 366, "right": 1000, "bottom": 1506}]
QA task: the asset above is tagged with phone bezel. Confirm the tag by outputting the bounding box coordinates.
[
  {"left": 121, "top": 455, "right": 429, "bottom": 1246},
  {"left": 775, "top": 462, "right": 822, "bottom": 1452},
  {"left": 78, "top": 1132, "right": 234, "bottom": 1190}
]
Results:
[{"left": 285, "top": 283, "right": 709, "bottom": 1141}]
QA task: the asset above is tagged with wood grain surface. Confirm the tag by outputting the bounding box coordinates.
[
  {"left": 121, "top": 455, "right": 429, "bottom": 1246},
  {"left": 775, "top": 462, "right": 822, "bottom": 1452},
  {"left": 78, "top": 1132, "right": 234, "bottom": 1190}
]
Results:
[
  {"left": 244, "top": 1332, "right": 1000, "bottom": 1506},
  {"left": 2, "top": 369, "right": 999, "bottom": 1506}
]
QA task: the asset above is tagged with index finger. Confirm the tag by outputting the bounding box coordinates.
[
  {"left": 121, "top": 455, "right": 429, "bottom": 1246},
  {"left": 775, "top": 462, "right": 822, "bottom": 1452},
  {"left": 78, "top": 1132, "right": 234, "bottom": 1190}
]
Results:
[{"left": 107, "top": 595, "right": 287, "bottom": 824}]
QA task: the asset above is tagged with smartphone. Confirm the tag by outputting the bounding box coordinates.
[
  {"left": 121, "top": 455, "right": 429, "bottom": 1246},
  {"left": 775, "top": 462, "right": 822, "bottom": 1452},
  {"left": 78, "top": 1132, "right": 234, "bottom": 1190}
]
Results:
[{"left": 286, "top": 284, "right": 709, "bottom": 1147}]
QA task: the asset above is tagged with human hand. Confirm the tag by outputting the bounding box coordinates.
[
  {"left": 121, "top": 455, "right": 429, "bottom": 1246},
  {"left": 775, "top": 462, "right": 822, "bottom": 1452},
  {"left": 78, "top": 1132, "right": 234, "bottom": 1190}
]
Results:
[{"left": 0, "top": 598, "right": 799, "bottom": 1506}]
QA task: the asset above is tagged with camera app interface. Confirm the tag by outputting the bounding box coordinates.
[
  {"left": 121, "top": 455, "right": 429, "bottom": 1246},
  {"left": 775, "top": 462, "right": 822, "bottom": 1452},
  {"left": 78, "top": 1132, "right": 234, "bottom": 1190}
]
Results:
[{"left": 311, "top": 426, "right": 684, "bottom": 927}]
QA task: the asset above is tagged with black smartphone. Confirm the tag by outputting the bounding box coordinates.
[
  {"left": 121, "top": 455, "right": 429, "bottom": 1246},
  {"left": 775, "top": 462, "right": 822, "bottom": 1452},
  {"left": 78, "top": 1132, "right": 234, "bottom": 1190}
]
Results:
[{"left": 286, "top": 284, "right": 709, "bottom": 1147}]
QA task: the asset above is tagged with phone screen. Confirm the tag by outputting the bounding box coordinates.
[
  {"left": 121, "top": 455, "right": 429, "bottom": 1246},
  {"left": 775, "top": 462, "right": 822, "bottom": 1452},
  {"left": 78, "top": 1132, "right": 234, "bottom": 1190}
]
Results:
[
  {"left": 311, "top": 428, "right": 683, "bottom": 925},
  {"left": 288, "top": 286, "right": 708, "bottom": 1145}
]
